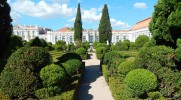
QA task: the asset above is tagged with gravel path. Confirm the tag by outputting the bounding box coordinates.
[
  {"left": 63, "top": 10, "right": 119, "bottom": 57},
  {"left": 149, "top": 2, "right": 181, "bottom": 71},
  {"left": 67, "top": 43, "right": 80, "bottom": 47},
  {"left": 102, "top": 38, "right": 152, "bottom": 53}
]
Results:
[{"left": 77, "top": 53, "right": 114, "bottom": 100}]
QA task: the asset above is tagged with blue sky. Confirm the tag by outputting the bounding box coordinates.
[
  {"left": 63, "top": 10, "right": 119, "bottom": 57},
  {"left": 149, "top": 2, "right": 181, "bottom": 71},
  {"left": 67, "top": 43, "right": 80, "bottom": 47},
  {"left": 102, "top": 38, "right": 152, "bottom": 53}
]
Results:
[{"left": 9, "top": 0, "right": 157, "bottom": 31}]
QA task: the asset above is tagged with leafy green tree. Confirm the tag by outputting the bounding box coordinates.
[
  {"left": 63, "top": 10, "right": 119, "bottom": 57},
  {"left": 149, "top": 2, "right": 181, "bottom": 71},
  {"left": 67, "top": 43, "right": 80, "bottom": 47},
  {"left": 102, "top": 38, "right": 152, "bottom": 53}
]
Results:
[
  {"left": 0, "top": 1, "right": 12, "bottom": 67},
  {"left": 98, "top": 4, "right": 112, "bottom": 44},
  {"left": 74, "top": 3, "right": 82, "bottom": 43},
  {"left": 135, "top": 35, "right": 149, "bottom": 50},
  {"left": 0, "top": 35, "right": 23, "bottom": 72},
  {"left": 135, "top": 46, "right": 175, "bottom": 69},
  {"left": 149, "top": 0, "right": 181, "bottom": 48}
]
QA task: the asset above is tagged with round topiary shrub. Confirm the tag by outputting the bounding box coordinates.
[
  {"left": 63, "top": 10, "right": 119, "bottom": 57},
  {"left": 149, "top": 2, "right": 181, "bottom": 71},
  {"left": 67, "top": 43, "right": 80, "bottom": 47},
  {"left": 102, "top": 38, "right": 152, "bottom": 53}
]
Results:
[
  {"left": 40, "top": 64, "right": 66, "bottom": 87},
  {"left": 0, "top": 62, "right": 39, "bottom": 99},
  {"left": 0, "top": 47, "right": 52, "bottom": 99},
  {"left": 76, "top": 47, "right": 86, "bottom": 55},
  {"left": 63, "top": 59, "right": 83, "bottom": 76},
  {"left": 117, "top": 60, "right": 136, "bottom": 77},
  {"left": 124, "top": 69, "right": 157, "bottom": 98},
  {"left": 7, "top": 47, "right": 52, "bottom": 72}
]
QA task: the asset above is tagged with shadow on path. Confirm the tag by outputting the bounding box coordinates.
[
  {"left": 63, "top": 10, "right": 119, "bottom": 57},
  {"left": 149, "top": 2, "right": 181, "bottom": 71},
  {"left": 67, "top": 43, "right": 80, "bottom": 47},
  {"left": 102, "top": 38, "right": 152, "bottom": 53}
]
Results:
[{"left": 76, "top": 64, "right": 101, "bottom": 100}]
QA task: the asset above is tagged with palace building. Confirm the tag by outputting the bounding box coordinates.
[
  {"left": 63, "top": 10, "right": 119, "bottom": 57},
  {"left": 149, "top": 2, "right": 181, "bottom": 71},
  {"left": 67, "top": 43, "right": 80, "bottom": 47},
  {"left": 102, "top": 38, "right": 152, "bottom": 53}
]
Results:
[
  {"left": 13, "top": 25, "right": 52, "bottom": 41},
  {"left": 13, "top": 17, "right": 151, "bottom": 44}
]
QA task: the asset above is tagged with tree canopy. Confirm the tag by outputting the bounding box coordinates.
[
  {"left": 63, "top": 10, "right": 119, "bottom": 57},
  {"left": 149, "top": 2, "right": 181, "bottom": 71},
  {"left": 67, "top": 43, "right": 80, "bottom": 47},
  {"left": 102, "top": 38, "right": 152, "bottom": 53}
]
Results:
[
  {"left": 0, "top": 1, "right": 12, "bottom": 67},
  {"left": 74, "top": 3, "right": 83, "bottom": 43},
  {"left": 98, "top": 4, "right": 112, "bottom": 44},
  {"left": 149, "top": 0, "right": 181, "bottom": 48}
]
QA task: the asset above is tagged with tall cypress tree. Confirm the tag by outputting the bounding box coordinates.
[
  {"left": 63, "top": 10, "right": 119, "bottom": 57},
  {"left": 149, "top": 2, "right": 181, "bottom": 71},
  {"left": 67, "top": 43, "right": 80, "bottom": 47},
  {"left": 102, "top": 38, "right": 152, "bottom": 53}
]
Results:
[
  {"left": 149, "top": 0, "right": 181, "bottom": 48},
  {"left": 74, "top": 3, "right": 83, "bottom": 43},
  {"left": 0, "top": 0, "right": 12, "bottom": 67},
  {"left": 98, "top": 4, "right": 112, "bottom": 44}
]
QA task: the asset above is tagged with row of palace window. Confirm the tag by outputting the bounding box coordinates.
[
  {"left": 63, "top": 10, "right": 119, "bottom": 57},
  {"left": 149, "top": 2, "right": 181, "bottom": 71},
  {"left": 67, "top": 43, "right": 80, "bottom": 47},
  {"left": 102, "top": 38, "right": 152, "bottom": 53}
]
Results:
[
  {"left": 14, "top": 31, "right": 37, "bottom": 38},
  {"left": 54, "top": 35, "right": 99, "bottom": 43}
]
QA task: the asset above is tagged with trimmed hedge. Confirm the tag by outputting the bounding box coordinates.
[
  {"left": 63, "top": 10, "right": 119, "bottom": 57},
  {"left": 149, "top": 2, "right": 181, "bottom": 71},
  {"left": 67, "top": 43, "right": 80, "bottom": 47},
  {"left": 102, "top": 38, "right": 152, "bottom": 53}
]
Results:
[
  {"left": 124, "top": 69, "right": 157, "bottom": 98},
  {"left": 102, "top": 65, "right": 109, "bottom": 82},
  {"left": 109, "top": 76, "right": 128, "bottom": 100},
  {"left": 35, "top": 86, "right": 61, "bottom": 99}
]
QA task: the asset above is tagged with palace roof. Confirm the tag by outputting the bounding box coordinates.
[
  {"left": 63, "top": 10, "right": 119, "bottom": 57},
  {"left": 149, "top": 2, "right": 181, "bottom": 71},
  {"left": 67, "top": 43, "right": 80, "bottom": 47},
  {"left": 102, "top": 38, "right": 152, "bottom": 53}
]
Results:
[{"left": 131, "top": 17, "right": 151, "bottom": 31}]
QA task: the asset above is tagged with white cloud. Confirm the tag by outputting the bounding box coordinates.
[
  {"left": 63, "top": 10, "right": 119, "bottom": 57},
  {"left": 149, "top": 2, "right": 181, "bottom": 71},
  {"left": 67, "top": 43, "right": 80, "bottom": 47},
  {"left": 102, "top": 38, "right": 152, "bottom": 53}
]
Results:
[
  {"left": 65, "top": 24, "right": 71, "bottom": 27},
  {"left": 11, "top": 11, "right": 21, "bottom": 22},
  {"left": 68, "top": 8, "right": 101, "bottom": 23},
  {"left": 68, "top": 18, "right": 75, "bottom": 22},
  {"left": 134, "top": 2, "right": 147, "bottom": 9},
  {"left": 110, "top": 18, "right": 130, "bottom": 29},
  {"left": 10, "top": 0, "right": 75, "bottom": 19},
  {"left": 50, "top": 0, "right": 70, "bottom": 3},
  {"left": 82, "top": 8, "right": 102, "bottom": 22},
  {"left": 98, "top": 5, "right": 103, "bottom": 12}
]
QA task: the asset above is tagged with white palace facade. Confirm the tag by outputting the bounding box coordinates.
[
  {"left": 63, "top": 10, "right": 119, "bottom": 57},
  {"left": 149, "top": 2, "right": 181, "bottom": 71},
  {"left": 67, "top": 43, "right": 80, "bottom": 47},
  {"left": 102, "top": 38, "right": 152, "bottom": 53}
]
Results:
[{"left": 13, "top": 17, "right": 151, "bottom": 44}]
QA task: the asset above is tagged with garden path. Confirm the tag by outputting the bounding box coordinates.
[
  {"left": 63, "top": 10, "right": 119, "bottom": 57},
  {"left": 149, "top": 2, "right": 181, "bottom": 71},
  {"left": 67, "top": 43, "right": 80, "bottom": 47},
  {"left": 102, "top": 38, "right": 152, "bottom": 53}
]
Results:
[{"left": 77, "top": 53, "right": 114, "bottom": 100}]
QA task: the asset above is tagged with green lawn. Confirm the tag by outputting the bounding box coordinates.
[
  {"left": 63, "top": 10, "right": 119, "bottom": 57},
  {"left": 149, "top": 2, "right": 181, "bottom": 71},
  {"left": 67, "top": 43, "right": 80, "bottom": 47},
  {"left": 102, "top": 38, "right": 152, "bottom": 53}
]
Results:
[
  {"left": 119, "top": 51, "right": 138, "bottom": 57},
  {"left": 49, "top": 51, "right": 64, "bottom": 62}
]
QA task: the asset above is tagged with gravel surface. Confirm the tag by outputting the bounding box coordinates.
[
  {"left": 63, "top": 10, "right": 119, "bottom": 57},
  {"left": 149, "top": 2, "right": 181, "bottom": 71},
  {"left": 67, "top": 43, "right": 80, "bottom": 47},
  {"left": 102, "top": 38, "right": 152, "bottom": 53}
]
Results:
[{"left": 77, "top": 53, "right": 114, "bottom": 100}]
